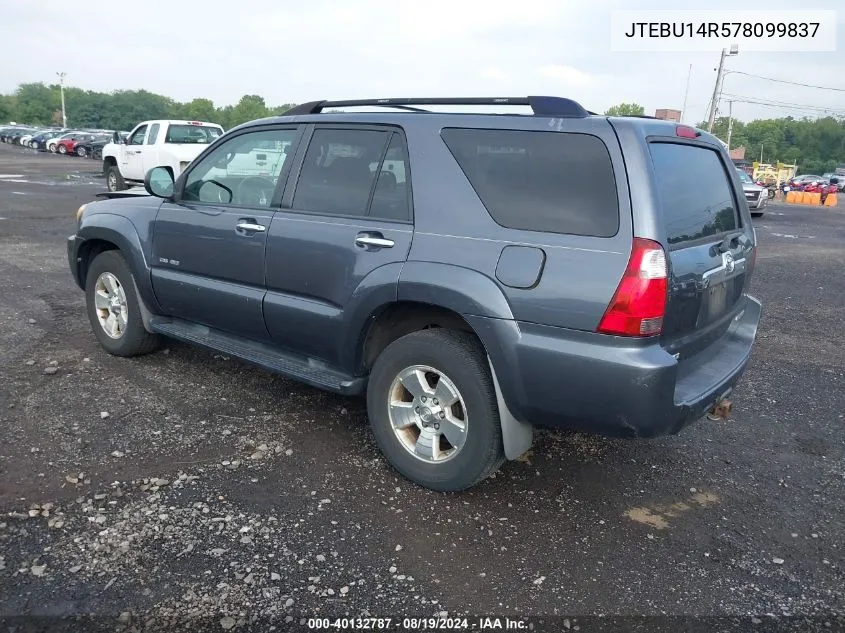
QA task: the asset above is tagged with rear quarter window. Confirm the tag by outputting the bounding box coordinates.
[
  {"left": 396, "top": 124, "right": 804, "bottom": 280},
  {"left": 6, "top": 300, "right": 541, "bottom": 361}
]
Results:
[
  {"left": 649, "top": 142, "right": 739, "bottom": 246},
  {"left": 441, "top": 128, "right": 619, "bottom": 237}
]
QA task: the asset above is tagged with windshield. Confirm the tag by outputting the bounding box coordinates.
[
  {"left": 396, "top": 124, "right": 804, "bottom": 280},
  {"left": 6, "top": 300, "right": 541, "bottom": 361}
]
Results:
[
  {"left": 736, "top": 169, "right": 752, "bottom": 184},
  {"left": 165, "top": 124, "right": 223, "bottom": 144}
]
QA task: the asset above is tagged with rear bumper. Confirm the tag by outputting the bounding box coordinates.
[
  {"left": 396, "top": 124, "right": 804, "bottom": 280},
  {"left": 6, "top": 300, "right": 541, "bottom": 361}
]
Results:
[{"left": 469, "top": 295, "right": 762, "bottom": 438}]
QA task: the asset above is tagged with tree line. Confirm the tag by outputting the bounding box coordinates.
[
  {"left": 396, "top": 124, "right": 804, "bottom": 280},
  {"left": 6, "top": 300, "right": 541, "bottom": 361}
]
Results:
[
  {"left": 0, "top": 82, "right": 296, "bottom": 133},
  {"left": 2, "top": 85, "right": 843, "bottom": 175},
  {"left": 604, "top": 102, "right": 845, "bottom": 175}
]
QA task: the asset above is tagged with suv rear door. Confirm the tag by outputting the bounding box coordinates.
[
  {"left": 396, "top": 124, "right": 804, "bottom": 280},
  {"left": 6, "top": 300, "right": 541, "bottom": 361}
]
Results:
[
  {"left": 647, "top": 137, "right": 755, "bottom": 360},
  {"left": 263, "top": 124, "right": 414, "bottom": 368}
]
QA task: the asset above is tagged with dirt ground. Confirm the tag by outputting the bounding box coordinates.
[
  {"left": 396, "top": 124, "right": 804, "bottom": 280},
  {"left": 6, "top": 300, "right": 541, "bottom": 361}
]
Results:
[{"left": 0, "top": 144, "right": 843, "bottom": 632}]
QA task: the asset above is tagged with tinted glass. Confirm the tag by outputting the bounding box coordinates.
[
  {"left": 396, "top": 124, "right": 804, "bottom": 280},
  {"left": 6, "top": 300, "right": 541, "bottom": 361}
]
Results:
[
  {"left": 736, "top": 169, "right": 752, "bottom": 183},
  {"left": 147, "top": 123, "right": 160, "bottom": 145},
  {"left": 441, "top": 128, "right": 619, "bottom": 237},
  {"left": 292, "top": 128, "right": 389, "bottom": 217},
  {"left": 182, "top": 128, "right": 297, "bottom": 208},
  {"left": 369, "top": 133, "right": 411, "bottom": 221},
  {"left": 650, "top": 142, "right": 738, "bottom": 245},
  {"left": 165, "top": 125, "right": 222, "bottom": 144}
]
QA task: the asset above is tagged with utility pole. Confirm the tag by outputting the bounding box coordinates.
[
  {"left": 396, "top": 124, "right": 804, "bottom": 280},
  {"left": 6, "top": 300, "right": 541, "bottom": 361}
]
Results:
[
  {"left": 707, "top": 45, "right": 738, "bottom": 133},
  {"left": 56, "top": 72, "right": 67, "bottom": 128},
  {"left": 726, "top": 100, "right": 734, "bottom": 150},
  {"left": 681, "top": 63, "right": 692, "bottom": 124}
]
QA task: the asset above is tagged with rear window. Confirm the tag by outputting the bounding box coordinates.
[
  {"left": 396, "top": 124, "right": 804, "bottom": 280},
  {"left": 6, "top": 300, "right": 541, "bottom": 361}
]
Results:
[
  {"left": 650, "top": 142, "right": 739, "bottom": 246},
  {"left": 165, "top": 125, "right": 223, "bottom": 144},
  {"left": 441, "top": 128, "right": 619, "bottom": 237}
]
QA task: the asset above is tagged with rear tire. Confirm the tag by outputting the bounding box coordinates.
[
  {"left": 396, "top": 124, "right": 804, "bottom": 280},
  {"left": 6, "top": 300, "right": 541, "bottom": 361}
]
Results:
[
  {"left": 366, "top": 329, "right": 505, "bottom": 492},
  {"left": 76, "top": 146, "right": 87, "bottom": 158},
  {"left": 85, "top": 250, "right": 161, "bottom": 357},
  {"left": 106, "top": 165, "right": 126, "bottom": 191}
]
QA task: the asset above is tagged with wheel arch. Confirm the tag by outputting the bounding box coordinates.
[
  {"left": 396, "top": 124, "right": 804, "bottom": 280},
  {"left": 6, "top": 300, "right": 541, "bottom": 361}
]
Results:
[
  {"left": 355, "top": 299, "right": 532, "bottom": 460},
  {"left": 76, "top": 216, "right": 162, "bottom": 323}
]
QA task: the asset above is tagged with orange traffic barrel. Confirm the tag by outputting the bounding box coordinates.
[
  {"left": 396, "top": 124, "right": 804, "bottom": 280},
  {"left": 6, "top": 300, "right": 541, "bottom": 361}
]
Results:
[
  {"left": 785, "top": 190, "right": 798, "bottom": 203},
  {"left": 824, "top": 193, "right": 838, "bottom": 207},
  {"left": 810, "top": 192, "right": 822, "bottom": 205}
]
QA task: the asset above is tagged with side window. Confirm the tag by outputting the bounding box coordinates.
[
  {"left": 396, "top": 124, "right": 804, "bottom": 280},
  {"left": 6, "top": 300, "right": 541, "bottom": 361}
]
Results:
[
  {"left": 181, "top": 128, "right": 297, "bottom": 208},
  {"left": 292, "top": 128, "right": 389, "bottom": 217},
  {"left": 147, "top": 123, "right": 160, "bottom": 145},
  {"left": 129, "top": 125, "right": 148, "bottom": 145},
  {"left": 369, "top": 133, "right": 411, "bottom": 221},
  {"left": 441, "top": 128, "right": 620, "bottom": 237}
]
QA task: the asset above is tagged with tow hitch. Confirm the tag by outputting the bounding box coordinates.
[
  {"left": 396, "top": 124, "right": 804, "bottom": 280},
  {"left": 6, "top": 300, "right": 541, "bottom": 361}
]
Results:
[{"left": 707, "top": 389, "right": 734, "bottom": 421}]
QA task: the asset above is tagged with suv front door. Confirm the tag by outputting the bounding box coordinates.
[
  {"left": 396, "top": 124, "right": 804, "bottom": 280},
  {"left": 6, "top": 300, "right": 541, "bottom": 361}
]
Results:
[
  {"left": 263, "top": 125, "right": 414, "bottom": 369},
  {"left": 150, "top": 125, "right": 303, "bottom": 341}
]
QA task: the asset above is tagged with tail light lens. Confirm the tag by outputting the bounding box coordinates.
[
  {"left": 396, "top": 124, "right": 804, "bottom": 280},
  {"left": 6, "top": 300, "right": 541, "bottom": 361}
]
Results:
[{"left": 597, "top": 238, "right": 668, "bottom": 337}]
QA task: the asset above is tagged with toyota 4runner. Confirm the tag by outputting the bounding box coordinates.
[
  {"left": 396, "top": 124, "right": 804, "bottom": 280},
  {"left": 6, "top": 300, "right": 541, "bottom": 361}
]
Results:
[{"left": 67, "top": 96, "right": 762, "bottom": 491}]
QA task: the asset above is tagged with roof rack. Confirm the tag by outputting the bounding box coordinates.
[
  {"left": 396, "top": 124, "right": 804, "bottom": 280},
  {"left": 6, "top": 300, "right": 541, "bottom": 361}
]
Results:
[{"left": 283, "top": 97, "right": 591, "bottom": 118}]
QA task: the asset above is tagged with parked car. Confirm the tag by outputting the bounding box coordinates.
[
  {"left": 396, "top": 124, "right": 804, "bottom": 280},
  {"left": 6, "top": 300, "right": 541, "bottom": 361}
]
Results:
[
  {"left": 822, "top": 173, "right": 845, "bottom": 192},
  {"left": 1, "top": 126, "right": 34, "bottom": 143},
  {"left": 30, "top": 129, "right": 66, "bottom": 150},
  {"left": 101, "top": 120, "right": 225, "bottom": 191},
  {"left": 789, "top": 174, "right": 822, "bottom": 188},
  {"left": 56, "top": 133, "right": 102, "bottom": 156},
  {"left": 67, "top": 96, "right": 761, "bottom": 491},
  {"left": 75, "top": 133, "right": 112, "bottom": 159},
  {"left": 47, "top": 132, "right": 88, "bottom": 153},
  {"left": 735, "top": 168, "right": 767, "bottom": 216}
]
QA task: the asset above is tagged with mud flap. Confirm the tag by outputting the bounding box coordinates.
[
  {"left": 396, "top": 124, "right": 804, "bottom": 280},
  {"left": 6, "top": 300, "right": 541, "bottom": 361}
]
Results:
[{"left": 488, "top": 356, "right": 533, "bottom": 459}]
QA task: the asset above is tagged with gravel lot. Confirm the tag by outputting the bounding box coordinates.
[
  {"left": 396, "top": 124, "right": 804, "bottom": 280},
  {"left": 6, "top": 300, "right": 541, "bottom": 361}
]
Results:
[{"left": 1, "top": 143, "right": 843, "bottom": 632}]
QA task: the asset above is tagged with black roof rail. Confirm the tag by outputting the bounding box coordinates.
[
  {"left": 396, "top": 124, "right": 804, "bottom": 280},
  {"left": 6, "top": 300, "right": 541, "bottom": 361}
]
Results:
[{"left": 282, "top": 96, "right": 591, "bottom": 118}]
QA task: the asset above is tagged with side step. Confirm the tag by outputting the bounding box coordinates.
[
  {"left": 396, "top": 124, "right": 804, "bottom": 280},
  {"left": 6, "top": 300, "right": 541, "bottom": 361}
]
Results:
[{"left": 149, "top": 318, "right": 367, "bottom": 396}]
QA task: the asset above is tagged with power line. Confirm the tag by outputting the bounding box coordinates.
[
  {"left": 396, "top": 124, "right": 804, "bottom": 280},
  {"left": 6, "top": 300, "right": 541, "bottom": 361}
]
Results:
[
  {"left": 720, "top": 93, "right": 845, "bottom": 118},
  {"left": 728, "top": 71, "right": 845, "bottom": 93}
]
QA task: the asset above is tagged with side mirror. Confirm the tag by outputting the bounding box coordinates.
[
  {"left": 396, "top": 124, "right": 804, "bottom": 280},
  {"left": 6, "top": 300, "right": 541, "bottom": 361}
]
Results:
[
  {"left": 198, "top": 180, "right": 233, "bottom": 204},
  {"left": 144, "top": 167, "right": 175, "bottom": 199}
]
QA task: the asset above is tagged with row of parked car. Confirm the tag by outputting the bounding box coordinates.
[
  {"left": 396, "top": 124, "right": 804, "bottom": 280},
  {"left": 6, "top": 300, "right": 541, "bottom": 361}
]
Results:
[{"left": 0, "top": 124, "right": 129, "bottom": 160}]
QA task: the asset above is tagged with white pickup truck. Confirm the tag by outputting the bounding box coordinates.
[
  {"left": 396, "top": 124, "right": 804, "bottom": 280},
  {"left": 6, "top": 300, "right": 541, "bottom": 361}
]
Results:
[{"left": 101, "top": 120, "right": 224, "bottom": 191}]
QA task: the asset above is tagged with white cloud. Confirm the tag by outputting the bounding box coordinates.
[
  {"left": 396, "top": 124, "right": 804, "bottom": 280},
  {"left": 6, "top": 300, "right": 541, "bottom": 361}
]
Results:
[{"left": 0, "top": 0, "right": 843, "bottom": 122}]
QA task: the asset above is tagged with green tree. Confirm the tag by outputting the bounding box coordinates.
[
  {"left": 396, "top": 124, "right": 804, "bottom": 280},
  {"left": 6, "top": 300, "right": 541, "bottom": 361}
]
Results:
[
  {"left": 184, "top": 98, "right": 217, "bottom": 122},
  {"left": 0, "top": 94, "right": 16, "bottom": 123},
  {"left": 229, "top": 95, "right": 270, "bottom": 127},
  {"left": 14, "top": 83, "right": 59, "bottom": 125},
  {"left": 604, "top": 102, "right": 645, "bottom": 116}
]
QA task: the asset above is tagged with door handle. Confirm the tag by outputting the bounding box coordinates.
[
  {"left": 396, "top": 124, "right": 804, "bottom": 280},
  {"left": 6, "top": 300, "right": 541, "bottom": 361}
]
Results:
[
  {"left": 237, "top": 221, "right": 266, "bottom": 232},
  {"left": 355, "top": 235, "right": 394, "bottom": 249}
]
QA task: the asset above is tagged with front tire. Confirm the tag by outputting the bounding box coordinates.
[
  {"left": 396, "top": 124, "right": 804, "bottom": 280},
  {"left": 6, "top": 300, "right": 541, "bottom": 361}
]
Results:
[
  {"left": 106, "top": 165, "right": 126, "bottom": 191},
  {"left": 58, "top": 144, "right": 67, "bottom": 154},
  {"left": 366, "top": 329, "right": 504, "bottom": 492},
  {"left": 85, "top": 250, "right": 161, "bottom": 357},
  {"left": 751, "top": 212, "right": 764, "bottom": 217}
]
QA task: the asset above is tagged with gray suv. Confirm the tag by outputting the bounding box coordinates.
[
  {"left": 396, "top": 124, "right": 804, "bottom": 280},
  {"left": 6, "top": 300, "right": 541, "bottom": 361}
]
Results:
[{"left": 67, "top": 96, "right": 762, "bottom": 491}]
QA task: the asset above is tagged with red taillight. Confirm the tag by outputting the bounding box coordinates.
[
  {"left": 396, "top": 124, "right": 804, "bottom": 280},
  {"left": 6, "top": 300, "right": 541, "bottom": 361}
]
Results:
[
  {"left": 675, "top": 125, "right": 698, "bottom": 138},
  {"left": 597, "top": 238, "right": 668, "bottom": 337}
]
